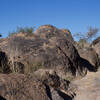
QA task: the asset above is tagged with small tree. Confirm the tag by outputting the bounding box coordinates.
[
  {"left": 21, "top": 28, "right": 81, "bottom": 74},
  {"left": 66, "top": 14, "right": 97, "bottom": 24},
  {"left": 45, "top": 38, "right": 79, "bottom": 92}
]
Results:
[
  {"left": 74, "top": 26, "right": 99, "bottom": 43},
  {"left": 16, "top": 26, "right": 34, "bottom": 34},
  {"left": 86, "top": 26, "right": 99, "bottom": 42},
  {"left": 73, "top": 32, "right": 85, "bottom": 40},
  {"left": 17, "top": 27, "right": 25, "bottom": 33},
  {"left": 25, "top": 27, "right": 34, "bottom": 34}
]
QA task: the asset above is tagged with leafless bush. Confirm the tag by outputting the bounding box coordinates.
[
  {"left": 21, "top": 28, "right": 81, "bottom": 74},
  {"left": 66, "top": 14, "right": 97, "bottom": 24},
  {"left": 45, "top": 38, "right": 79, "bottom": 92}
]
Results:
[
  {"left": 74, "top": 26, "right": 99, "bottom": 43},
  {"left": 86, "top": 26, "right": 99, "bottom": 41}
]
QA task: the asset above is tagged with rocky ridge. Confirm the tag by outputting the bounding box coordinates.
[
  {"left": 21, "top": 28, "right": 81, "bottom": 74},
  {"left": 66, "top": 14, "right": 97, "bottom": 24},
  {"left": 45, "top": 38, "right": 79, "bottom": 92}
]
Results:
[{"left": 0, "top": 25, "right": 100, "bottom": 100}]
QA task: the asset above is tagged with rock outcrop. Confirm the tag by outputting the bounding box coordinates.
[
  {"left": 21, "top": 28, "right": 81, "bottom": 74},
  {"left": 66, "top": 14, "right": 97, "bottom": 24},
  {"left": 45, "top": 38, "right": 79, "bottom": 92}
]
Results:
[
  {"left": 92, "top": 37, "right": 100, "bottom": 57},
  {"left": 0, "top": 73, "right": 75, "bottom": 100},
  {"left": 0, "top": 25, "right": 92, "bottom": 78},
  {"left": 78, "top": 47, "right": 100, "bottom": 71},
  {"left": 0, "top": 25, "right": 99, "bottom": 100}
]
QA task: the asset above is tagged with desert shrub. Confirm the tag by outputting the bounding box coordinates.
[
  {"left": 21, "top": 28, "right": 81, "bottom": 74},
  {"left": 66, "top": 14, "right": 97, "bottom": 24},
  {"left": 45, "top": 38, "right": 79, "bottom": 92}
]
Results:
[
  {"left": 17, "top": 27, "right": 34, "bottom": 34},
  {"left": 17, "top": 27, "right": 25, "bottom": 33},
  {"left": 8, "top": 32, "right": 17, "bottom": 37},
  {"left": 24, "top": 61, "right": 44, "bottom": 74},
  {"left": 74, "top": 26, "right": 99, "bottom": 43},
  {"left": 30, "top": 62, "right": 44, "bottom": 72},
  {"left": 25, "top": 27, "right": 34, "bottom": 34},
  {"left": 8, "top": 26, "right": 34, "bottom": 37},
  {"left": 86, "top": 27, "right": 99, "bottom": 41},
  {"left": 77, "top": 39, "right": 87, "bottom": 48}
]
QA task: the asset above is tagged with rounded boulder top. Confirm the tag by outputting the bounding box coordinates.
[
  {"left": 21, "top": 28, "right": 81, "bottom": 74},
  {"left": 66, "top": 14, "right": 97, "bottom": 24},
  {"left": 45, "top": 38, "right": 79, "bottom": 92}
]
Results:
[{"left": 34, "top": 24, "right": 74, "bottom": 43}]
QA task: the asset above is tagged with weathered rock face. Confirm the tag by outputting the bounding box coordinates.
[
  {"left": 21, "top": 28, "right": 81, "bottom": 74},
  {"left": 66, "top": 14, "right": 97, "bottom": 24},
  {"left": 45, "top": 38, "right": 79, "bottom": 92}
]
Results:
[
  {"left": 75, "top": 39, "right": 100, "bottom": 72},
  {"left": 0, "top": 73, "right": 75, "bottom": 100},
  {"left": 34, "top": 69, "right": 70, "bottom": 90},
  {"left": 92, "top": 37, "right": 100, "bottom": 57},
  {"left": 0, "top": 25, "right": 95, "bottom": 78},
  {"left": 34, "top": 25, "right": 74, "bottom": 44},
  {"left": 0, "top": 25, "right": 100, "bottom": 100},
  {"left": 0, "top": 51, "right": 11, "bottom": 73},
  {"left": 0, "top": 74, "right": 50, "bottom": 100},
  {"left": 78, "top": 47, "right": 100, "bottom": 71}
]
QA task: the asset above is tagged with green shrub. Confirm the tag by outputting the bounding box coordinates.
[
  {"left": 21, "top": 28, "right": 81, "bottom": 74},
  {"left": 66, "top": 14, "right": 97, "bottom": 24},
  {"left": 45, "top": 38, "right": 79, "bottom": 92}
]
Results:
[
  {"left": 25, "top": 27, "right": 34, "bottom": 34},
  {"left": 78, "top": 39, "right": 86, "bottom": 48},
  {"left": 30, "top": 62, "right": 44, "bottom": 72},
  {"left": 17, "top": 26, "right": 34, "bottom": 34},
  {"left": 8, "top": 32, "right": 17, "bottom": 37},
  {"left": 17, "top": 27, "right": 25, "bottom": 33},
  {"left": 73, "top": 26, "right": 99, "bottom": 43},
  {"left": 8, "top": 26, "right": 35, "bottom": 37}
]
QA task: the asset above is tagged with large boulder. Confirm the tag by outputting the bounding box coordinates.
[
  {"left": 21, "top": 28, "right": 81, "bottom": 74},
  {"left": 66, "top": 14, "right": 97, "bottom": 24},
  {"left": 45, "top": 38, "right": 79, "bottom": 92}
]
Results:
[
  {"left": 77, "top": 47, "right": 100, "bottom": 71},
  {"left": 0, "top": 25, "right": 94, "bottom": 78},
  {"left": 0, "top": 74, "right": 75, "bottom": 100},
  {"left": 91, "top": 37, "right": 100, "bottom": 57},
  {"left": 75, "top": 39, "right": 100, "bottom": 71}
]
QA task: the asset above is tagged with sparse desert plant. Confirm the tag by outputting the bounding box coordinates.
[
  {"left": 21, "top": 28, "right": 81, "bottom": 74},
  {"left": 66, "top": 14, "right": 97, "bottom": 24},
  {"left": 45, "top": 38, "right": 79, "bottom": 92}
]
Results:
[
  {"left": 74, "top": 26, "right": 99, "bottom": 43},
  {"left": 7, "top": 37, "right": 23, "bottom": 73},
  {"left": 16, "top": 26, "right": 35, "bottom": 34},
  {"left": 31, "top": 62, "right": 44, "bottom": 72},
  {"left": 27, "top": 62, "right": 44, "bottom": 73},
  {"left": 8, "top": 26, "right": 35, "bottom": 37},
  {"left": 17, "top": 27, "right": 25, "bottom": 33},
  {"left": 25, "top": 27, "right": 34, "bottom": 34},
  {"left": 8, "top": 32, "right": 17, "bottom": 37},
  {"left": 86, "top": 26, "right": 99, "bottom": 42},
  {"left": 23, "top": 61, "right": 45, "bottom": 74}
]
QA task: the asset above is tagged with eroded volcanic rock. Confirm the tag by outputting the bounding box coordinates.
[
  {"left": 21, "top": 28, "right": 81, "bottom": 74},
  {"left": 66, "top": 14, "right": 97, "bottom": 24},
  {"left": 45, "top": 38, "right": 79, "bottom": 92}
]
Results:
[
  {"left": 0, "top": 25, "right": 95, "bottom": 78},
  {"left": 0, "top": 73, "right": 75, "bottom": 100},
  {"left": 78, "top": 47, "right": 100, "bottom": 71},
  {"left": 0, "top": 74, "right": 50, "bottom": 100},
  {"left": 92, "top": 37, "right": 100, "bottom": 57}
]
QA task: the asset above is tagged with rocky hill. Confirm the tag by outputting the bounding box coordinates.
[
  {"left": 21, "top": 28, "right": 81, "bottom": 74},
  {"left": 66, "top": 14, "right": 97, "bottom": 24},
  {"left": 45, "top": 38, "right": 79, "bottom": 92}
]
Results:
[
  {"left": 91, "top": 37, "right": 100, "bottom": 57},
  {"left": 0, "top": 25, "right": 100, "bottom": 100}
]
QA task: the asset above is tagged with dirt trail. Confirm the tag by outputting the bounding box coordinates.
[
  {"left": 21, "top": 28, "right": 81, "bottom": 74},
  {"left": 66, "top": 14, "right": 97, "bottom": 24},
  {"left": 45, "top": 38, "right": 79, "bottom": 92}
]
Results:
[{"left": 73, "top": 71, "right": 100, "bottom": 100}]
